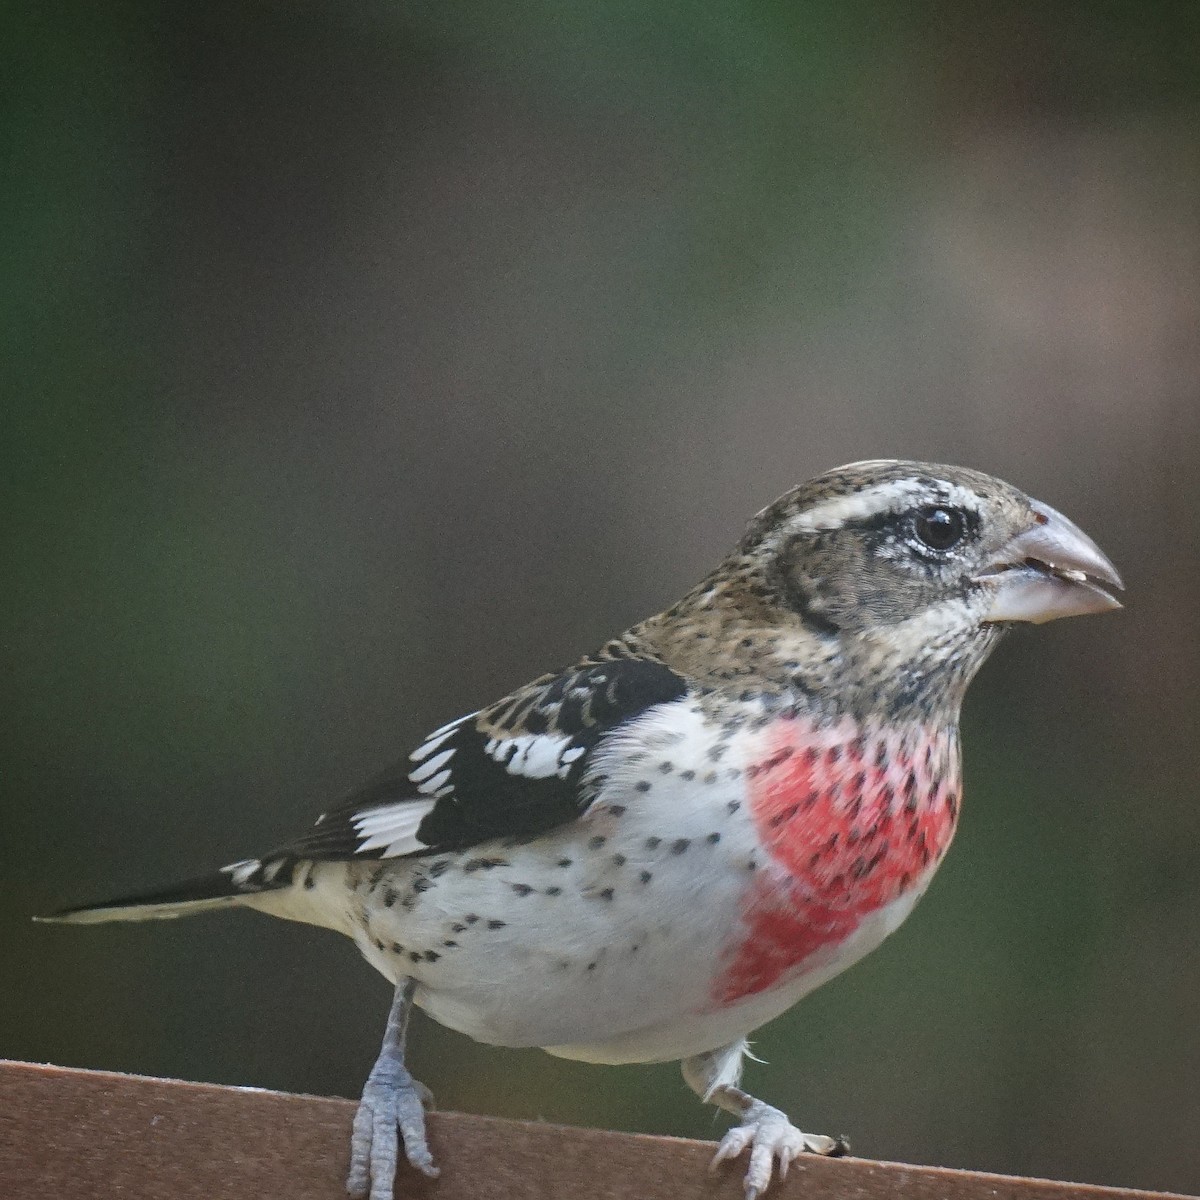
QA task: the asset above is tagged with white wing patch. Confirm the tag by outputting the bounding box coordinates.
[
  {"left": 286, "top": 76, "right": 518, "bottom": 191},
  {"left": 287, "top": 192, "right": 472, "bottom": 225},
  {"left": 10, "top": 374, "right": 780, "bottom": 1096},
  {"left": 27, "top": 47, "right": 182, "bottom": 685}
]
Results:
[
  {"left": 484, "top": 732, "right": 580, "bottom": 780},
  {"left": 409, "top": 724, "right": 458, "bottom": 762},
  {"left": 408, "top": 711, "right": 477, "bottom": 796},
  {"left": 220, "top": 858, "right": 262, "bottom": 887},
  {"left": 352, "top": 799, "right": 438, "bottom": 857},
  {"left": 361, "top": 715, "right": 479, "bottom": 855},
  {"left": 409, "top": 748, "right": 454, "bottom": 782}
]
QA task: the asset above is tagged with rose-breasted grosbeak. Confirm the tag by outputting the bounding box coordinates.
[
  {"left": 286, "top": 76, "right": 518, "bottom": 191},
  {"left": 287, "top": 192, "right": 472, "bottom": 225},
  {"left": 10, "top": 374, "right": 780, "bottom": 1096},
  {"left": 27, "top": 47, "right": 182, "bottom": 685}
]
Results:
[{"left": 43, "top": 461, "right": 1122, "bottom": 1200}]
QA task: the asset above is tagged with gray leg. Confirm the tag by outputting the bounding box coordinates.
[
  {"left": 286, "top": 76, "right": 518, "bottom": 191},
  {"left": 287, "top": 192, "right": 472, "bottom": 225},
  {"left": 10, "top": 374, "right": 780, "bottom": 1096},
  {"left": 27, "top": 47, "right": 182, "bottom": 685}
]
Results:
[
  {"left": 346, "top": 980, "right": 439, "bottom": 1200},
  {"left": 682, "top": 1041, "right": 846, "bottom": 1200}
]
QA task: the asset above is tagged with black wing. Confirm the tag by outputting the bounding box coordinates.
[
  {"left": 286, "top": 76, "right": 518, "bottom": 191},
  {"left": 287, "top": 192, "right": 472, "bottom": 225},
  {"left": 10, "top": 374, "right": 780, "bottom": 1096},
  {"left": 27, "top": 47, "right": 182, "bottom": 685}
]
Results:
[{"left": 282, "top": 654, "right": 688, "bottom": 862}]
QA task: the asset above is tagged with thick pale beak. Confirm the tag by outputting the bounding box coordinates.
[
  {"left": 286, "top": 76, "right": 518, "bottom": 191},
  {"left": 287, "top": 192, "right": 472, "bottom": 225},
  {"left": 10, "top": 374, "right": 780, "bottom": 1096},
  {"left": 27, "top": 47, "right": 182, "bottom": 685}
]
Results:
[{"left": 977, "top": 500, "right": 1124, "bottom": 624}]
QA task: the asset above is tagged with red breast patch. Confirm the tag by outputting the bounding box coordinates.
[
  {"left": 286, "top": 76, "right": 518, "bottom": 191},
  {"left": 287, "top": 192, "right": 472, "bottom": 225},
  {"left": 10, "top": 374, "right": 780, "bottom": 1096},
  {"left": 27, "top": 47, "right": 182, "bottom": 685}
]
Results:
[{"left": 713, "top": 717, "right": 959, "bottom": 1004}]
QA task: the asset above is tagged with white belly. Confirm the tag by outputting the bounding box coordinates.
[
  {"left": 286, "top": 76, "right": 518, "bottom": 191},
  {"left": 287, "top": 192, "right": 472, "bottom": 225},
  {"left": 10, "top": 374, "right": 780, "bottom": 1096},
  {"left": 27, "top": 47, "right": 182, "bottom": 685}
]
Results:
[{"left": 544, "top": 885, "right": 925, "bottom": 1063}]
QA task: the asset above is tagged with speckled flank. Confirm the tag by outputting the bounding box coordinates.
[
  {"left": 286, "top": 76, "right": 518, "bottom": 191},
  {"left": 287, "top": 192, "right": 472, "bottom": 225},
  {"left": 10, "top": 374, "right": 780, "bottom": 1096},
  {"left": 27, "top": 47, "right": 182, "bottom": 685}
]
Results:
[{"left": 714, "top": 717, "right": 960, "bottom": 1004}]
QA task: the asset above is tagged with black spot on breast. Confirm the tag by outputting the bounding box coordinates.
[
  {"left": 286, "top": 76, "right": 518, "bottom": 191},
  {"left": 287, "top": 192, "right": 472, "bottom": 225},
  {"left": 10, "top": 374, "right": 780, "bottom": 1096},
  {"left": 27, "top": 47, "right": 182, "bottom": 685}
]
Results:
[
  {"left": 424, "top": 950, "right": 440, "bottom": 963},
  {"left": 545, "top": 885, "right": 562, "bottom": 896},
  {"left": 645, "top": 836, "right": 662, "bottom": 850},
  {"left": 510, "top": 883, "right": 534, "bottom": 897},
  {"left": 588, "top": 836, "right": 607, "bottom": 850},
  {"left": 487, "top": 919, "right": 506, "bottom": 930},
  {"left": 611, "top": 853, "right": 627, "bottom": 867},
  {"left": 635, "top": 780, "right": 652, "bottom": 793},
  {"left": 557, "top": 857, "right": 573, "bottom": 868},
  {"left": 597, "top": 887, "right": 615, "bottom": 901},
  {"left": 707, "top": 832, "right": 721, "bottom": 844},
  {"left": 464, "top": 856, "right": 510, "bottom": 873},
  {"left": 672, "top": 838, "right": 691, "bottom": 854},
  {"left": 383, "top": 889, "right": 398, "bottom": 907},
  {"left": 639, "top": 870, "right": 652, "bottom": 884}
]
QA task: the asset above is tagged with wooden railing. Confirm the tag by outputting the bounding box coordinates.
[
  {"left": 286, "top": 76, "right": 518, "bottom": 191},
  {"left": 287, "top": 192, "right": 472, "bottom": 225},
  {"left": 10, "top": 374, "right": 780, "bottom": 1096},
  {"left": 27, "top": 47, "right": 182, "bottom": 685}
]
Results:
[{"left": 0, "top": 1060, "right": 1191, "bottom": 1200}]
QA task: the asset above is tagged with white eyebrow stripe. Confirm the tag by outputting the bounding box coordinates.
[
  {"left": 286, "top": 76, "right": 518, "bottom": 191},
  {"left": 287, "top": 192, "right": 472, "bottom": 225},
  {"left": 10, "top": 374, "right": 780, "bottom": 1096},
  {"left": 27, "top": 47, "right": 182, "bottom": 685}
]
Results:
[{"left": 789, "top": 479, "right": 981, "bottom": 532}]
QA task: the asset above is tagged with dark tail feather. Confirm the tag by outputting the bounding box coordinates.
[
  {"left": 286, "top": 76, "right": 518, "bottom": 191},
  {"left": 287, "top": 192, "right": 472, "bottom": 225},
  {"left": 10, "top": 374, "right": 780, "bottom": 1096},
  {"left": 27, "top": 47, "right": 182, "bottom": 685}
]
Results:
[{"left": 36, "top": 855, "right": 297, "bottom": 925}]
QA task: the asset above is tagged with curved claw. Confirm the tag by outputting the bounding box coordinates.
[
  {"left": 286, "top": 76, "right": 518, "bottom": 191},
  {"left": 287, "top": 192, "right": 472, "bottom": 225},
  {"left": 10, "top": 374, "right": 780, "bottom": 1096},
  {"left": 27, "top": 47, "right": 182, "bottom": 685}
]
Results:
[
  {"left": 710, "top": 1099, "right": 843, "bottom": 1199},
  {"left": 346, "top": 1068, "right": 439, "bottom": 1200}
]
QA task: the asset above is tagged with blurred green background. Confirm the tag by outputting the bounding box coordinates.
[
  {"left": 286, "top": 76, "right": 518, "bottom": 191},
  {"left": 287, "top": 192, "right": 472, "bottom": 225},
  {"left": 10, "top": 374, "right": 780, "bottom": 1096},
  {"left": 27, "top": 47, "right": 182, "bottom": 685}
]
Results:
[{"left": 3, "top": 1, "right": 1199, "bottom": 1194}]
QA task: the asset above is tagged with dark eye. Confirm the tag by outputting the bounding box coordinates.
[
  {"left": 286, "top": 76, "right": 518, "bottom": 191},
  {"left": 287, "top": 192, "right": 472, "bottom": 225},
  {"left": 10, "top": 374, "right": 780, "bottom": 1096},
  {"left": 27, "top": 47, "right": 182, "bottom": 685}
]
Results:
[{"left": 913, "top": 506, "right": 965, "bottom": 552}]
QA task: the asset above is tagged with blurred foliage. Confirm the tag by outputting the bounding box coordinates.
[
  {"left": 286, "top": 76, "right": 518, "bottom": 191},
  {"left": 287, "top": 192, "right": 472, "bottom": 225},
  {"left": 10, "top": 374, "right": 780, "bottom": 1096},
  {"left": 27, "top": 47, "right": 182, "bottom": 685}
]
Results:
[{"left": 3, "top": 1, "right": 1200, "bottom": 1194}]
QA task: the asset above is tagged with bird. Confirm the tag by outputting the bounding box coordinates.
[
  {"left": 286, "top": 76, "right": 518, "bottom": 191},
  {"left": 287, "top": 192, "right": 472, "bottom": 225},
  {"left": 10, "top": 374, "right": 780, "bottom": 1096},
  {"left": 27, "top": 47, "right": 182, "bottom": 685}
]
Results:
[{"left": 41, "top": 460, "right": 1123, "bottom": 1200}]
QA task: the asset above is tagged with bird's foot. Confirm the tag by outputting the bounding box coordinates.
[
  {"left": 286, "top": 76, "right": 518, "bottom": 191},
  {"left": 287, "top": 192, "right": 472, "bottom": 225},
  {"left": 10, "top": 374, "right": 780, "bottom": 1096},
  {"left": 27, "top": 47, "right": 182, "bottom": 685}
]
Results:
[
  {"left": 710, "top": 1098, "right": 847, "bottom": 1199},
  {"left": 346, "top": 1059, "right": 438, "bottom": 1200}
]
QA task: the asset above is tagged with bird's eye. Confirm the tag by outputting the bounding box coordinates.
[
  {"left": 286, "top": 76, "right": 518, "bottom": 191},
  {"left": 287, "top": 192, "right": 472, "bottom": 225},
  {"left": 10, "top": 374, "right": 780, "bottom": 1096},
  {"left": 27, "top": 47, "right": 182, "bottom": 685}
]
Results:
[{"left": 913, "top": 506, "right": 966, "bottom": 553}]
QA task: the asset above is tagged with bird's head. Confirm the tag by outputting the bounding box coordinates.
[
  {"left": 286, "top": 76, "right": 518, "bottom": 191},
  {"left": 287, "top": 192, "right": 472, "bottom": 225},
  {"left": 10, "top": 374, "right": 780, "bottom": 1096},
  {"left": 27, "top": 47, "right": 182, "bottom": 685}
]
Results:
[{"left": 663, "top": 460, "right": 1122, "bottom": 722}]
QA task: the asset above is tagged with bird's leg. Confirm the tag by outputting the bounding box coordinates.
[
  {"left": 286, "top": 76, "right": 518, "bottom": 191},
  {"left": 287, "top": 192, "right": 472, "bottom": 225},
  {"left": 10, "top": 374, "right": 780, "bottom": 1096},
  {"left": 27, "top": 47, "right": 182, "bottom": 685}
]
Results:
[
  {"left": 346, "top": 979, "right": 439, "bottom": 1200},
  {"left": 682, "top": 1041, "right": 846, "bottom": 1200}
]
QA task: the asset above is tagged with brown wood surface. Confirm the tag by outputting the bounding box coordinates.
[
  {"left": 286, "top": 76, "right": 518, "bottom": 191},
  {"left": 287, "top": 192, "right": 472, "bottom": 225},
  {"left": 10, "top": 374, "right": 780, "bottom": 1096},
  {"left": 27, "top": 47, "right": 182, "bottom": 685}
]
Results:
[{"left": 0, "top": 1059, "right": 1192, "bottom": 1200}]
